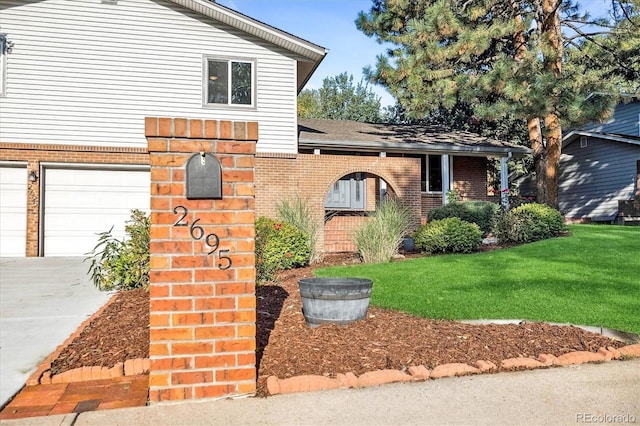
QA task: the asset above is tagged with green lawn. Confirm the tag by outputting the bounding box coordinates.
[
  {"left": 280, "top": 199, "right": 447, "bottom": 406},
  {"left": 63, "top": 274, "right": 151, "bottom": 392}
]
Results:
[{"left": 314, "top": 225, "right": 640, "bottom": 335}]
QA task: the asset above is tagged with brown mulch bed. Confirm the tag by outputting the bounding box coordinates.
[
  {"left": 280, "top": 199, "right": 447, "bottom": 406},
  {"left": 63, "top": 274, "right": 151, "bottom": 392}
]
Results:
[
  {"left": 50, "top": 287, "right": 149, "bottom": 376},
  {"left": 50, "top": 254, "right": 627, "bottom": 396}
]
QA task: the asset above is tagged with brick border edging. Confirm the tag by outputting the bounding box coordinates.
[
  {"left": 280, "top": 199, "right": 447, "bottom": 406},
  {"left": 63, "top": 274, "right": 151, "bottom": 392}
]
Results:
[
  {"left": 26, "top": 293, "right": 150, "bottom": 386},
  {"left": 266, "top": 344, "right": 640, "bottom": 395}
]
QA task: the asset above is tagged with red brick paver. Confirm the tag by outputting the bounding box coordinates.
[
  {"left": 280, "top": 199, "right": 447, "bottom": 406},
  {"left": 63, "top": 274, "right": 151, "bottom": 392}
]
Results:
[{"left": 0, "top": 375, "right": 148, "bottom": 420}]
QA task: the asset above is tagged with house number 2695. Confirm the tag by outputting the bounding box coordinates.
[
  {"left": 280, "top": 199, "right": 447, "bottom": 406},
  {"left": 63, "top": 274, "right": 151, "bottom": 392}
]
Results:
[{"left": 173, "top": 206, "right": 232, "bottom": 270}]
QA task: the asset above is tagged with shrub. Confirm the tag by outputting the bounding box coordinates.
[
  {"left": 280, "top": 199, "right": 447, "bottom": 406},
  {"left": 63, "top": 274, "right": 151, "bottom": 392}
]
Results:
[
  {"left": 428, "top": 201, "right": 499, "bottom": 236},
  {"left": 353, "top": 197, "right": 412, "bottom": 264},
  {"left": 493, "top": 203, "right": 565, "bottom": 244},
  {"left": 414, "top": 217, "right": 483, "bottom": 254},
  {"left": 276, "top": 195, "right": 322, "bottom": 263},
  {"left": 85, "top": 209, "right": 150, "bottom": 292},
  {"left": 255, "top": 217, "right": 310, "bottom": 283}
]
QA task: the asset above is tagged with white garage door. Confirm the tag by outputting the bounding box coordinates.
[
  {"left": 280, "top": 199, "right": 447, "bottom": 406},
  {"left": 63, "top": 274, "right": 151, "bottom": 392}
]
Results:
[
  {"left": 0, "top": 165, "right": 27, "bottom": 257},
  {"left": 43, "top": 167, "right": 150, "bottom": 256}
]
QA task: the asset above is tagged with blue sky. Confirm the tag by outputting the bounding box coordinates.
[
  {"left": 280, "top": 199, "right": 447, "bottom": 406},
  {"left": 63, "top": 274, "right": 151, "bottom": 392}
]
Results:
[{"left": 217, "top": 0, "right": 612, "bottom": 108}]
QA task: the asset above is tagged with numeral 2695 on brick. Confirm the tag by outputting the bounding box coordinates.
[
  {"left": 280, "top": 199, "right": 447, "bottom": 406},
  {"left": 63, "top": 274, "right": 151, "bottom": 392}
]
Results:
[{"left": 173, "top": 205, "right": 232, "bottom": 270}]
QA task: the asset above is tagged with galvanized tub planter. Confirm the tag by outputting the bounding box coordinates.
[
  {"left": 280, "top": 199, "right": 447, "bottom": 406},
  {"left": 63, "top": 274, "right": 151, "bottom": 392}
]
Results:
[{"left": 298, "top": 277, "right": 373, "bottom": 328}]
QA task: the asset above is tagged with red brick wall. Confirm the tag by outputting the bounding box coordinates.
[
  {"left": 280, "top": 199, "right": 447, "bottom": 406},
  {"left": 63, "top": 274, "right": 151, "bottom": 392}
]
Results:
[
  {"left": 324, "top": 214, "right": 367, "bottom": 252},
  {"left": 452, "top": 156, "right": 493, "bottom": 202},
  {"left": 145, "top": 117, "right": 257, "bottom": 403},
  {"left": 0, "top": 143, "right": 148, "bottom": 256},
  {"left": 254, "top": 154, "right": 422, "bottom": 254}
]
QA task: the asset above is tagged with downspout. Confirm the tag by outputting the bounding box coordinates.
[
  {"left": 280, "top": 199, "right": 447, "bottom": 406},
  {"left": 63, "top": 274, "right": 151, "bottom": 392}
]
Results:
[{"left": 500, "top": 151, "right": 513, "bottom": 210}]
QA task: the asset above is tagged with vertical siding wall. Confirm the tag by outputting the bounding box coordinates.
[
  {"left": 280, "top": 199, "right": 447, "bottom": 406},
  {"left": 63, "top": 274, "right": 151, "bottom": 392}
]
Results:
[
  {"left": 559, "top": 138, "right": 640, "bottom": 221},
  {"left": 0, "top": 0, "right": 300, "bottom": 153}
]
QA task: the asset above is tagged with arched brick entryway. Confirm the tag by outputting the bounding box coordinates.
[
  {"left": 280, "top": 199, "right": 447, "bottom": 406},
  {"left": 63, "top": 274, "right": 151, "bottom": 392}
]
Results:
[{"left": 255, "top": 153, "right": 421, "bottom": 256}]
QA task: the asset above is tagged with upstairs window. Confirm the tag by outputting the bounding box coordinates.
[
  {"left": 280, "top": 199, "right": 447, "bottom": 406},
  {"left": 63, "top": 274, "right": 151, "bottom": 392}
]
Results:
[{"left": 204, "top": 57, "right": 254, "bottom": 107}]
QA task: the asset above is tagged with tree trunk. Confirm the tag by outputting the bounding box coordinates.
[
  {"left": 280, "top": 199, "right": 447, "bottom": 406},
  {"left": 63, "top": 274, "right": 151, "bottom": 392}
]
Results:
[
  {"left": 541, "top": 0, "right": 563, "bottom": 209},
  {"left": 528, "top": 117, "right": 547, "bottom": 205},
  {"left": 544, "top": 113, "right": 562, "bottom": 209}
]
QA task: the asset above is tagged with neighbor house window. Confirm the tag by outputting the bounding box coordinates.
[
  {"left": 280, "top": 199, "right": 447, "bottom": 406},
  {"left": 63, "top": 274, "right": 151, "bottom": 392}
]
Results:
[
  {"left": 204, "top": 57, "right": 254, "bottom": 107},
  {"left": 420, "top": 155, "right": 443, "bottom": 192}
]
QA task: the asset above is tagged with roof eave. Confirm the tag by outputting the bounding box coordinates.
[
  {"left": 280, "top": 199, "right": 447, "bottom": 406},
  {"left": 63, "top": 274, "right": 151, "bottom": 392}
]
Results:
[
  {"left": 563, "top": 130, "right": 640, "bottom": 147},
  {"left": 299, "top": 139, "right": 532, "bottom": 157}
]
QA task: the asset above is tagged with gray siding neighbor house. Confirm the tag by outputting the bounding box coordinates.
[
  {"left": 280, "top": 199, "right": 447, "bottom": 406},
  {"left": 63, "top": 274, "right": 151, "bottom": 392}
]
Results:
[{"left": 558, "top": 100, "right": 640, "bottom": 222}]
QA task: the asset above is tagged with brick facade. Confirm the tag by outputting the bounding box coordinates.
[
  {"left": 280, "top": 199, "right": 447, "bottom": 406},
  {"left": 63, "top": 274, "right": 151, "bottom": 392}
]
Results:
[
  {"left": 145, "top": 117, "right": 257, "bottom": 403},
  {"left": 254, "top": 153, "right": 422, "bottom": 254},
  {"left": 0, "top": 143, "right": 148, "bottom": 256},
  {"left": 452, "top": 156, "right": 494, "bottom": 202},
  {"left": 1, "top": 142, "right": 497, "bottom": 257}
]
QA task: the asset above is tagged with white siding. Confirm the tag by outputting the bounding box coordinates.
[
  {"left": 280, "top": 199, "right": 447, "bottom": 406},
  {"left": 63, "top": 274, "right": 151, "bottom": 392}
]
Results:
[
  {"left": 0, "top": 0, "right": 301, "bottom": 153},
  {"left": 559, "top": 138, "right": 640, "bottom": 221}
]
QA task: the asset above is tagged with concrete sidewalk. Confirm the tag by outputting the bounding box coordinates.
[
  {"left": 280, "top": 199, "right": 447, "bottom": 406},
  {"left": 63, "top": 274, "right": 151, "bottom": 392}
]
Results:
[
  {"left": 2, "top": 359, "right": 638, "bottom": 426},
  {"left": 0, "top": 258, "right": 112, "bottom": 405}
]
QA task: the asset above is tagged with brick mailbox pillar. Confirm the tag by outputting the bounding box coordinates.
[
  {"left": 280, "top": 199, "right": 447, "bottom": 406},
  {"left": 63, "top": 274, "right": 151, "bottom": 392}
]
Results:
[{"left": 145, "top": 117, "right": 257, "bottom": 403}]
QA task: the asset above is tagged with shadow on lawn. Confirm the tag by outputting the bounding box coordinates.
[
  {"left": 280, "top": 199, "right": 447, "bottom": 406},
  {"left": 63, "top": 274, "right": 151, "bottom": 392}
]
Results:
[{"left": 256, "top": 285, "right": 289, "bottom": 370}]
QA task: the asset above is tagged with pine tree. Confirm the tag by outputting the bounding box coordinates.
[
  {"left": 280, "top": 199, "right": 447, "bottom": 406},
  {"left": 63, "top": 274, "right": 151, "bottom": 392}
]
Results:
[{"left": 357, "top": 0, "right": 639, "bottom": 208}]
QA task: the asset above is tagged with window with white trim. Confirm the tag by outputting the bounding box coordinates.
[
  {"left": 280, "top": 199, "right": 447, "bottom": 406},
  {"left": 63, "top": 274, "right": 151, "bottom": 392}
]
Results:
[
  {"left": 204, "top": 57, "right": 254, "bottom": 107},
  {"left": 420, "top": 155, "right": 444, "bottom": 192}
]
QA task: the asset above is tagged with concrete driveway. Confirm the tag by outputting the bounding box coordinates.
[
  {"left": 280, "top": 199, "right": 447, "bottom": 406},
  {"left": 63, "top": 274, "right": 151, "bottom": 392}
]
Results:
[{"left": 0, "top": 257, "right": 112, "bottom": 405}]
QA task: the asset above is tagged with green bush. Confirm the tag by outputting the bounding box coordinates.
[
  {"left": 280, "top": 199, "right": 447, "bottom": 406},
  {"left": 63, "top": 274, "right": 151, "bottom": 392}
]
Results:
[
  {"left": 276, "top": 195, "right": 322, "bottom": 263},
  {"left": 414, "top": 217, "right": 483, "bottom": 254},
  {"left": 353, "top": 197, "right": 412, "bottom": 264},
  {"left": 85, "top": 209, "right": 150, "bottom": 292},
  {"left": 493, "top": 203, "right": 565, "bottom": 244},
  {"left": 428, "top": 201, "right": 499, "bottom": 236},
  {"left": 255, "top": 217, "right": 310, "bottom": 283}
]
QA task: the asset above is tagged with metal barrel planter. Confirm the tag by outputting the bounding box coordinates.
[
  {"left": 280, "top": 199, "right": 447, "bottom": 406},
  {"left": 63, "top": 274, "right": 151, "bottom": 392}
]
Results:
[{"left": 298, "top": 277, "right": 373, "bottom": 328}]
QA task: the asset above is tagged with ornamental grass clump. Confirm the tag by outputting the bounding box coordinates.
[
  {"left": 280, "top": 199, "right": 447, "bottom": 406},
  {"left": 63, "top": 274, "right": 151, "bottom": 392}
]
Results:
[
  {"left": 276, "top": 195, "right": 322, "bottom": 263},
  {"left": 353, "top": 197, "right": 412, "bottom": 264},
  {"left": 413, "top": 217, "right": 483, "bottom": 254},
  {"left": 493, "top": 203, "right": 565, "bottom": 244},
  {"left": 85, "top": 209, "right": 150, "bottom": 292},
  {"left": 255, "top": 217, "right": 310, "bottom": 283}
]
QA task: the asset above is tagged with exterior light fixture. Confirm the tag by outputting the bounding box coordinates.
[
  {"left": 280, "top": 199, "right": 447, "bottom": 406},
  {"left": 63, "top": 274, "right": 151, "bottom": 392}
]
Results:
[{"left": 29, "top": 170, "right": 38, "bottom": 182}]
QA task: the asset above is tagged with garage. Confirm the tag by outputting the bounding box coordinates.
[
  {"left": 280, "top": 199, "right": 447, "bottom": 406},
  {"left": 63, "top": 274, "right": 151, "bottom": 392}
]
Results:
[
  {"left": 0, "top": 163, "right": 28, "bottom": 257},
  {"left": 42, "top": 165, "right": 150, "bottom": 256}
]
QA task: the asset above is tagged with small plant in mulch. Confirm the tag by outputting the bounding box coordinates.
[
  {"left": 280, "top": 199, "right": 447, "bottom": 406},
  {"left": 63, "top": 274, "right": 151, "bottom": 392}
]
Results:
[
  {"left": 255, "top": 217, "right": 311, "bottom": 283},
  {"left": 84, "top": 209, "right": 150, "bottom": 292}
]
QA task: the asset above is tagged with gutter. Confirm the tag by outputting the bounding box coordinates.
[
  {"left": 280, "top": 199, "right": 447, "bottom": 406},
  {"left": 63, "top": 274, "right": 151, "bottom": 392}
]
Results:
[{"left": 299, "top": 138, "right": 532, "bottom": 158}]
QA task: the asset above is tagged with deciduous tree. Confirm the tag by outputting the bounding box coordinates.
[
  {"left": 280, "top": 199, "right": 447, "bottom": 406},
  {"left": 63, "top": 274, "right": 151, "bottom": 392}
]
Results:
[{"left": 298, "top": 72, "right": 383, "bottom": 122}]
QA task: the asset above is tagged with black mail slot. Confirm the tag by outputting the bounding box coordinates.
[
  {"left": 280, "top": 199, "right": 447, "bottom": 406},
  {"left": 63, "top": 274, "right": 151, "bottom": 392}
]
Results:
[{"left": 186, "top": 152, "right": 222, "bottom": 199}]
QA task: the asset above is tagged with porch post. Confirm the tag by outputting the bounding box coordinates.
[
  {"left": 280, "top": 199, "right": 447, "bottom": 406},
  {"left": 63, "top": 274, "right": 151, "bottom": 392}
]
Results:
[
  {"left": 441, "top": 154, "right": 450, "bottom": 205},
  {"left": 500, "top": 155, "right": 510, "bottom": 209}
]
